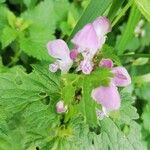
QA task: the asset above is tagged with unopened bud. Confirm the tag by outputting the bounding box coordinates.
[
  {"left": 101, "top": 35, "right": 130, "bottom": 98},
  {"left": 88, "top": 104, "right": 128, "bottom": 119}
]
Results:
[{"left": 56, "top": 101, "right": 68, "bottom": 114}]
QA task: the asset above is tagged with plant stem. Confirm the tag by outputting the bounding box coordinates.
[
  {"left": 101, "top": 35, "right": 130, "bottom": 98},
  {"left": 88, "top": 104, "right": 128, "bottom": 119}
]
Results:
[
  {"left": 112, "top": 0, "right": 133, "bottom": 27},
  {"left": 7, "top": 49, "right": 21, "bottom": 67}
]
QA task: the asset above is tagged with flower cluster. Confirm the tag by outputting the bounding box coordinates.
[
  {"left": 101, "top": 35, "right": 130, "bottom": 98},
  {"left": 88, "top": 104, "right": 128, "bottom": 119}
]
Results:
[
  {"left": 47, "top": 16, "right": 111, "bottom": 74},
  {"left": 47, "top": 16, "right": 131, "bottom": 118},
  {"left": 92, "top": 58, "right": 131, "bottom": 119}
]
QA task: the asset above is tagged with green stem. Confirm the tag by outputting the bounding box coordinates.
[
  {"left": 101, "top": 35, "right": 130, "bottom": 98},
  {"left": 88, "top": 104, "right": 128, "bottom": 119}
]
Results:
[
  {"left": 7, "top": 49, "right": 21, "bottom": 67},
  {"left": 112, "top": 0, "right": 133, "bottom": 27}
]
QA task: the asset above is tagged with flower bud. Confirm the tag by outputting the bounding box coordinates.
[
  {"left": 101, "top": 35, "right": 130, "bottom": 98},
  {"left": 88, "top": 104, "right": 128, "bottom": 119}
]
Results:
[
  {"left": 70, "top": 49, "right": 78, "bottom": 60},
  {"left": 56, "top": 101, "right": 68, "bottom": 114}
]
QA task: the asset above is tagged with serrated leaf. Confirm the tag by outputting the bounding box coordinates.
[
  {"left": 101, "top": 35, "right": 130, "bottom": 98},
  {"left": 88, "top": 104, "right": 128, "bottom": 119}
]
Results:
[
  {"left": 0, "top": 63, "right": 60, "bottom": 117},
  {"left": 101, "top": 44, "right": 121, "bottom": 66},
  {"left": 1, "top": 26, "right": 18, "bottom": 48},
  {"left": 93, "top": 119, "right": 146, "bottom": 150},
  {"left": 20, "top": 0, "right": 56, "bottom": 61}
]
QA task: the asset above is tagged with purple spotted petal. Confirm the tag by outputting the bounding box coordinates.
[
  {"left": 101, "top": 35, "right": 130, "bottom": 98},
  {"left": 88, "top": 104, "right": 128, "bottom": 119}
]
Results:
[
  {"left": 47, "top": 39, "right": 70, "bottom": 60},
  {"left": 49, "top": 63, "right": 59, "bottom": 72},
  {"left": 91, "top": 84, "right": 120, "bottom": 110},
  {"left": 92, "top": 16, "right": 112, "bottom": 38},
  {"left": 71, "top": 23, "right": 100, "bottom": 50},
  {"left": 99, "top": 58, "right": 113, "bottom": 68},
  {"left": 112, "top": 67, "right": 131, "bottom": 87},
  {"left": 80, "top": 59, "right": 93, "bottom": 74},
  {"left": 57, "top": 59, "right": 73, "bottom": 73}
]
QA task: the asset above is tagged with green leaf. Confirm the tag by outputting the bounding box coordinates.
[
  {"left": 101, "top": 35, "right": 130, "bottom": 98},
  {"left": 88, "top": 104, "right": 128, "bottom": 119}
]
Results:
[
  {"left": 101, "top": 44, "right": 121, "bottom": 66},
  {"left": 1, "top": 26, "right": 18, "bottom": 48},
  {"left": 20, "top": 0, "right": 56, "bottom": 61},
  {"left": 107, "top": 0, "right": 125, "bottom": 21},
  {"left": 93, "top": 119, "right": 146, "bottom": 150},
  {"left": 92, "top": 90, "right": 145, "bottom": 150},
  {"left": 142, "top": 102, "right": 150, "bottom": 132},
  {"left": 135, "top": 82, "right": 150, "bottom": 101},
  {"left": 0, "top": 63, "right": 61, "bottom": 149},
  {"left": 115, "top": 5, "right": 141, "bottom": 54},
  {"left": 134, "top": 0, "right": 150, "bottom": 22},
  {"left": 0, "top": 0, "right": 6, "bottom": 3},
  {"left": 23, "top": 0, "right": 38, "bottom": 8},
  {"left": 0, "top": 63, "right": 60, "bottom": 117},
  {"left": 68, "top": 0, "right": 112, "bottom": 44},
  {"left": 0, "top": 5, "right": 8, "bottom": 38}
]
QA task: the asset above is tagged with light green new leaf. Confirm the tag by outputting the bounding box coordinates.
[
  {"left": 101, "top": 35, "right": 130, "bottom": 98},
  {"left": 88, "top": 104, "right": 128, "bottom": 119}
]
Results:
[
  {"left": 134, "top": 0, "right": 150, "bottom": 22},
  {"left": 1, "top": 26, "right": 18, "bottom": 48}
]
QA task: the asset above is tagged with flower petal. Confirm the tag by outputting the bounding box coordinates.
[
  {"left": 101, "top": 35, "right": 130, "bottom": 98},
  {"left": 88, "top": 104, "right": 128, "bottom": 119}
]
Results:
[
  {"left": 92, "top": 16, "right": 112, "bottom": 38},
  {"left": 47, "top": 39, "right": 70, "bottom": 60},
  {"left": 99, "top": 58, "right": 113, "bottom": 68},
  {"left": 80, "top": 59, "right": 93, "bottom": 74},
  {"left": 58, "top": 59, "right": 73, "bottom": 73},
  {"left": 91, "top": 84, "right": 120, "bottom": 110},
  {"left": 49, "top": 63, "right": 59, "bottom": 73},
  {"left": 112, "top": 67, "right": 131, "bottom": 87},
  {"left": 71, "top": 23, "right": 100, "bottom": 50}
]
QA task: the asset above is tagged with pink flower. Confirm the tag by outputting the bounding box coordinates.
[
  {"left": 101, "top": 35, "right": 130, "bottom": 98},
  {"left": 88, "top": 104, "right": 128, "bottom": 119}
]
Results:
[
  {"left": 112, "top": 67, "right": 131, "bottom": 87},
  {"left": 99, "top": 58, "right": 131, "bottom": 87},
  {"left": 71, "top": 24, "right": 100, "bottom": 54},
  {"left": 71, "top": 16, "right": 112, "bottom": 75},
  {"left": 56, "top": 101, "right": 68, "bottom": 114},
  {"left": 80, "top": 58, "right": 94, "bottom": 74},
  {"left": 99, "top": 58, "right": 113, "bottom": 68},
  {"left": 92, "top": 58, "right": 131, "bottom": 116},
  {"left": 47, "top": 39, "right": 73, "bottom": 73},
  {"left": 92, "top": 16, "right": 112, "bottom": 39},
  {"left": 92, "top": 84, "right": 120, "bottom": 111}
]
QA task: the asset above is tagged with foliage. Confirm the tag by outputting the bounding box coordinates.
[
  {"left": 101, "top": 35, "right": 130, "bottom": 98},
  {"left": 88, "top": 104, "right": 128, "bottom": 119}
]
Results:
[{"left": 0, "top": 0, "right": 150, "bottom": 149}]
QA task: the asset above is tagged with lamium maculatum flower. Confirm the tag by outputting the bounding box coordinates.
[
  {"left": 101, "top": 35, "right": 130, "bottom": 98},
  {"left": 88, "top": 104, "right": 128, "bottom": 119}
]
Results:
[
  {"left": 71, "top": 16, "right": 111, "bottom": 74},
  {"left": 56, "top": 100, "right": 68, "bottom": 114},
  {"left": 99, "top": 58, "right": 131, "bottom": 87},
  {"left": 92, "top": 58, "right": 131, "bottom": 118},
  {"left": 92, "top": 84, "right": 121, "bottom": 111},
  {"left": 92, "top": 16, "right": 112, "bottom": 40},
  {"left": 112, "top": 66, "right": 131, "bottom": 87},
  {"left": 99, "top": 58, "right": 113, "bottom": 68},
  {"left": 47, "top": 39, "right": 73, "bottom": 73}
]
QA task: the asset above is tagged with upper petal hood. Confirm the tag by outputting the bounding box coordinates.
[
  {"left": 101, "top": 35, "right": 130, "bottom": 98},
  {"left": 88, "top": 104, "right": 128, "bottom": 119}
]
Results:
[
  {"left": 71, "top": 23, "right": 100, "bottom": 50},
  {"left": 91, "top": 84, "right": 120, "bottom": 111},
  {"left": 92, "top": 16, "right": 112, "bottom": 38},
  {"left": 47, "top": 39, "right": 70, "bottom": 61},
  {"left": 112, "top": 67, "right": 131, "bottom": 87}
]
